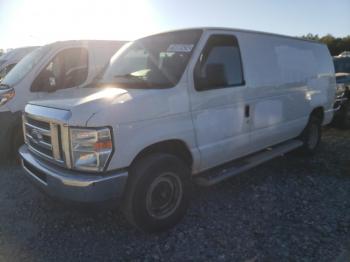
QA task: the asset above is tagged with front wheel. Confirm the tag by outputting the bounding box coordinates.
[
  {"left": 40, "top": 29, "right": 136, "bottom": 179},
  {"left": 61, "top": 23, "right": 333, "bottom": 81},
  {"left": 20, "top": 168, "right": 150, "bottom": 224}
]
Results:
[
  {"left": 298, "top": 115, "right": 322, "bottom": 155},
  {"left": 122, "top": 153, "right": 191, "bottom": 233}
]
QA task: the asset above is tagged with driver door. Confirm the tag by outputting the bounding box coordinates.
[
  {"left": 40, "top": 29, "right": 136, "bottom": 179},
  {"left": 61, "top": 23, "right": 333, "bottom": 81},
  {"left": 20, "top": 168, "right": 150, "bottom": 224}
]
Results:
[{"left": 189, "top": 32, "right": 252, "bottom": 171}]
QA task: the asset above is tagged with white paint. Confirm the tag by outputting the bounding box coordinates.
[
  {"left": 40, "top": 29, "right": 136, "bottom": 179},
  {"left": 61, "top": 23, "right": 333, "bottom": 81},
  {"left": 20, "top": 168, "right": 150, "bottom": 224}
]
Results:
[{"left": 25, "top": 28, "right": 336, "bottom": 174}]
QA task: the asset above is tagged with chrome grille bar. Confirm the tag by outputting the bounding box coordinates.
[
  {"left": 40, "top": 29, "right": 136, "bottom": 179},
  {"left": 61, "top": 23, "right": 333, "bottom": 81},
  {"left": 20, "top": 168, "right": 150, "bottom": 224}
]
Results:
[
  {"left": 23, "top": 104, "right": 72, "bottom": 168},
  {"left": 24, "top": 122, "right": 51, "bottom": 137},
  {"left": 24, "top": 114, "right": 64, "bottom": 165},
  {"left": 25, "top": 133, "right": 53, "bottom": 150},
  {"left": 50, "top": 123, "right": 61, "bottom": 161}
]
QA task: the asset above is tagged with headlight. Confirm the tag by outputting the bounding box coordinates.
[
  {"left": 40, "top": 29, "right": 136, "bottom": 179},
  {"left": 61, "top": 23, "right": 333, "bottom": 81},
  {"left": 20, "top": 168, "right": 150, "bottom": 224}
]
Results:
[
  {"left": 0, "top": 88, "right": 15, "bottom": 106},
  {"left": 70, "top": 127, "right": 113, "bottom": 172}
]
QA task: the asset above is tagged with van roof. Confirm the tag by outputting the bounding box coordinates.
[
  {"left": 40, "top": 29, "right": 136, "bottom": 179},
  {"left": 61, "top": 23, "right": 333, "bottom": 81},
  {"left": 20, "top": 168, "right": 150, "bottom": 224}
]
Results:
[{"left": 142, "top": 27, "right": 325, "bottom": 46}]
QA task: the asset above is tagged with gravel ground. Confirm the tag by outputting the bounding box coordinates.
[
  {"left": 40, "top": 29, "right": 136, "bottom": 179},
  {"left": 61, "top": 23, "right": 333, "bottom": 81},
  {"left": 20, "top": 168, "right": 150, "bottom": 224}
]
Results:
[{"left": 0, "top": 127, "right": 350, "bottom": 262}]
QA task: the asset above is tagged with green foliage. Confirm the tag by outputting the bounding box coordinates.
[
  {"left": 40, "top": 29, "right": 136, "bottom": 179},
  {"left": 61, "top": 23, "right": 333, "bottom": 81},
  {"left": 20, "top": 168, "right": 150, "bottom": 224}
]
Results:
[{"left": 301, "top": 34, "right": 350, "bottom": 56}]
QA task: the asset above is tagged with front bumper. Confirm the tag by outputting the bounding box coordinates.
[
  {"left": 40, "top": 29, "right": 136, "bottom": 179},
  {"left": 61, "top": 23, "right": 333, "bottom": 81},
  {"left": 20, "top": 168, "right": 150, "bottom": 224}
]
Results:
[{"left": 19, "top": 145, "right": 128, "bottom": 203}]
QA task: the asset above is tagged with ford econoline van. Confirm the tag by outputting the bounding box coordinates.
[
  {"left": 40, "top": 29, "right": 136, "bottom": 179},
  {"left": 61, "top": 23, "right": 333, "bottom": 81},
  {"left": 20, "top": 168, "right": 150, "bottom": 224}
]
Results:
[
  {"left": 19, "top": 28, "right": 336, "bottom": 232},
  {"left": 0, "top": 46, "right": 39, "bottom": 81},
  {"left": 0, "top": 40, "right": 126, "bottom": 159}
]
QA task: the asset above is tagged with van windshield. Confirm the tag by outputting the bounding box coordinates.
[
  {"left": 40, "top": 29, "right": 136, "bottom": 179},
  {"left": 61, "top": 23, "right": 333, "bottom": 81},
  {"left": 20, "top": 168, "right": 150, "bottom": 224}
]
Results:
[
  {"left": 1, "top": 46, "right": 50, "bottom": 88},
  {"left": 100, "top": 29, "right": 203, "bottom": 89}
]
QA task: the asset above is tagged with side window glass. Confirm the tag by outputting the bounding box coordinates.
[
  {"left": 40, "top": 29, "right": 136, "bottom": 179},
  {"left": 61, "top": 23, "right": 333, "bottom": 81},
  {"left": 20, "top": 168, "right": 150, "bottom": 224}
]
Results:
[
  {"left": 62, "top": 48, "right": 89, "bottom": 89},
  {"left": 31, "top": 48, "right": 88, "bottom": 92},
  {"left": 194, "top": 35, "right": 244, "bottom": 91}
]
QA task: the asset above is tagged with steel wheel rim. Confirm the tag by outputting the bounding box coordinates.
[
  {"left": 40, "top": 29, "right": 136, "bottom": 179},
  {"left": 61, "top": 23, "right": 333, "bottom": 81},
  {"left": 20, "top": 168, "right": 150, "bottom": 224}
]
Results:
[{"left": 146, "top": 172, "right": 183, "bottom": 219}]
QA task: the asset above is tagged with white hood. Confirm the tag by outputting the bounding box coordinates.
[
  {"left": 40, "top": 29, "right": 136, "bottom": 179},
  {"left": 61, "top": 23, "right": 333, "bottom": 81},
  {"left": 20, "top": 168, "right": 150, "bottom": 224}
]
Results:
[
  {"left": 28, "top": 85, "right": 189, "bottom": 126},
  {"left": 30, "top": 87, "right": 128, "bottom": 111}
]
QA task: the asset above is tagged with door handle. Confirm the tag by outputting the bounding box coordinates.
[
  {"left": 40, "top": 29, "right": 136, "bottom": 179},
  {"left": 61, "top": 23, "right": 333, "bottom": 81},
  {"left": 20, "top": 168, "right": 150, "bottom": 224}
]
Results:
[{"left": 244, "top": 105, "right": 250, "bottom": 118}]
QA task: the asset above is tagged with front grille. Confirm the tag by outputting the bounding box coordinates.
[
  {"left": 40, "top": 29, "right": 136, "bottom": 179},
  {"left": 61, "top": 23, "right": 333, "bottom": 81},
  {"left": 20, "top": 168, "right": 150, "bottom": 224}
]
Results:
[
  {"left": 23, "top": 115, "right": 64, "bottom": 165},
  {"left": 26, "top": 117, "right": 50, "bottom": 130}
]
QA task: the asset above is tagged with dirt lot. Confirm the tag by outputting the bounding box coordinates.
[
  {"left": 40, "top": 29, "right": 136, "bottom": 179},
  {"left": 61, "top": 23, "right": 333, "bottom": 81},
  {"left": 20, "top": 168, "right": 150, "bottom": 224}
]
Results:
[{"left": 0, "top": 127, "right": 349, "bottom": 261}]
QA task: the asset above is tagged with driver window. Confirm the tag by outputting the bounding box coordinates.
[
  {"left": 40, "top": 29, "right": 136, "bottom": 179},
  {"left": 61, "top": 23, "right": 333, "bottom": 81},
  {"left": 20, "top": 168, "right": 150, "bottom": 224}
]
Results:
[
  {"left": 194, "top": 34, "right": 244, "bottom": 91},
  {"left": 31, "top": 47, "right": 88, "bottom": 92}
]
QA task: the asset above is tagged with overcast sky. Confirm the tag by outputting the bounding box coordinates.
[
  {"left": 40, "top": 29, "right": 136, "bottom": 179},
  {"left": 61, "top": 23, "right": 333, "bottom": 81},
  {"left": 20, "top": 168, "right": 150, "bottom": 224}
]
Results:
[{"left": 0, "top": 0, "right": 349, "bottom": 49}]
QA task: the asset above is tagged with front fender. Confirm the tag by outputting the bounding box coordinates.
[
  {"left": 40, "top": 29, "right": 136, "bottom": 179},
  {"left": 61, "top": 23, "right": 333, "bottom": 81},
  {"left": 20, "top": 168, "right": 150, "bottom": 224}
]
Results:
[{"left": 106, "top": 114, "right": 201, "bottom": 173}]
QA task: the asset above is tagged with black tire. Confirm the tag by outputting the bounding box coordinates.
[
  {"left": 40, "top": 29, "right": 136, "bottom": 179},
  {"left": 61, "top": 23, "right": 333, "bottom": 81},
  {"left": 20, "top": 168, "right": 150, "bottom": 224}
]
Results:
[
  {"left": 298, "top": 115, "right": 322, "bottom": 155},
  {"left": 335, "top": 101, "right": 350, "bottom": 129},
  {"left": 122, "top": 153, "right": 191, "bottom": 233}
]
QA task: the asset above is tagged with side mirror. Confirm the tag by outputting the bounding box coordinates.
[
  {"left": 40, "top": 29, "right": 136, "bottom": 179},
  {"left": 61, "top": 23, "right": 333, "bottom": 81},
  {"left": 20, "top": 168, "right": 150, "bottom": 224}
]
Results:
[{"left": 205, "top": 63, "right": 227, "bottom": 88}]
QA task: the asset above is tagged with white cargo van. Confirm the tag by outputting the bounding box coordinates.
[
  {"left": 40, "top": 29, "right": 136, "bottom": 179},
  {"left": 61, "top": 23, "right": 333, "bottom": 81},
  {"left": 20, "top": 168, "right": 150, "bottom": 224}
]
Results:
[
  {"left": 0, "top": 46, "right": 39, "bottom": 80},
  {"left": 19, "top": 28, "right": 336, "bottom": 232},
  {"left": 0, "top": 40, "right": 126, "bottom": 158}
]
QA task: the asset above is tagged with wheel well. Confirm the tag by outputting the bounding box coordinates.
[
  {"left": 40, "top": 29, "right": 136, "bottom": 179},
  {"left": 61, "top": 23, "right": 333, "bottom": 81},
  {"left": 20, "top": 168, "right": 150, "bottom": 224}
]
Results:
[
  {"left": 310, "top": 107, "right": 324, "bottom": 122},
  {"left": 131, "top": 140, "right": 193, "bottom": 169}
]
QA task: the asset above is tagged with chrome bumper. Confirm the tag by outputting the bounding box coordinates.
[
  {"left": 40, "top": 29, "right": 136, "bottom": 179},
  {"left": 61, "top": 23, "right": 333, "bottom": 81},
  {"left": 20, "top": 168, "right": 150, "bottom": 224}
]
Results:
[{"left": 19, "top": 145, "right": 128, "bottom": 203}]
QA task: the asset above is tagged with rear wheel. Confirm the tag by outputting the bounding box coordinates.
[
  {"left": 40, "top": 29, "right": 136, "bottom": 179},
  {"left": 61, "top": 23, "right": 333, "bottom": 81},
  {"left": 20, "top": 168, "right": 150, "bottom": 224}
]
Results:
[
  {"left": 122, "top": 153, "right": 191, "bottom": 233},
  {"left": 298, "top": 115, "right": 322, "bottom": 155}
]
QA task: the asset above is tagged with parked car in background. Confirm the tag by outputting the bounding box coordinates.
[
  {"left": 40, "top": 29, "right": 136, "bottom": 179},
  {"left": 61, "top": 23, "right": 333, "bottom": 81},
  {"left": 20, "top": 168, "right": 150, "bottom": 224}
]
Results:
[
  {"left": 0, "top": 46, "right": 39, "bottom": 81},
  {"left": 337, "top": 51, "right": 350, "bottom": 58},
  {"left": 332, "top": 56, "right": 350, "bottom": 128},
  {"left": 0, "top": 40, "right": 126, "bottom": 159},
  {"left": 19, "top": 28, "right": 336, "bottom": 232}
]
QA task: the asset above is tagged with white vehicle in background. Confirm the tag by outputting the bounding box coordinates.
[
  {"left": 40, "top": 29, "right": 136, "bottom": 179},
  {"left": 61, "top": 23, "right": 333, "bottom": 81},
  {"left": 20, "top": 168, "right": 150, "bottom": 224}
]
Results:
[
  {"left": 0, "top": 40, "right": 126, "bottom": 159},
  {"left": 0, "top": 46, "right": 39, "bottom": 81},
  {"left": 19, "top": 28, "right": 336, "bottom": 232},
  {"left": 336, "top": 51, "right": 350, "bottom": 58}
]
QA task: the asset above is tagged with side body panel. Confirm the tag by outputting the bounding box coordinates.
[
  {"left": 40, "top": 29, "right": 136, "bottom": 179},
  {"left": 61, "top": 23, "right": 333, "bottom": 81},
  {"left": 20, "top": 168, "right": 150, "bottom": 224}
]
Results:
[
  {"left": 186, "top": 30, "right": 251, "bottom": 171},
  {"left": 186, "top": 29, "right": 335, "bottom": 172},
  {"left": 238, "top": 33, "right": 335, "bottom": 151}
]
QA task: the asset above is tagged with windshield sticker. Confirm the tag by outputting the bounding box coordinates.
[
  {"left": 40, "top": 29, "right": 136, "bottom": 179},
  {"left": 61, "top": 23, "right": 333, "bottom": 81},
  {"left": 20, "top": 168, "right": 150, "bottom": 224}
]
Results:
[{"left": 167, "top": 44, "right": 194, "bottom": 53}]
